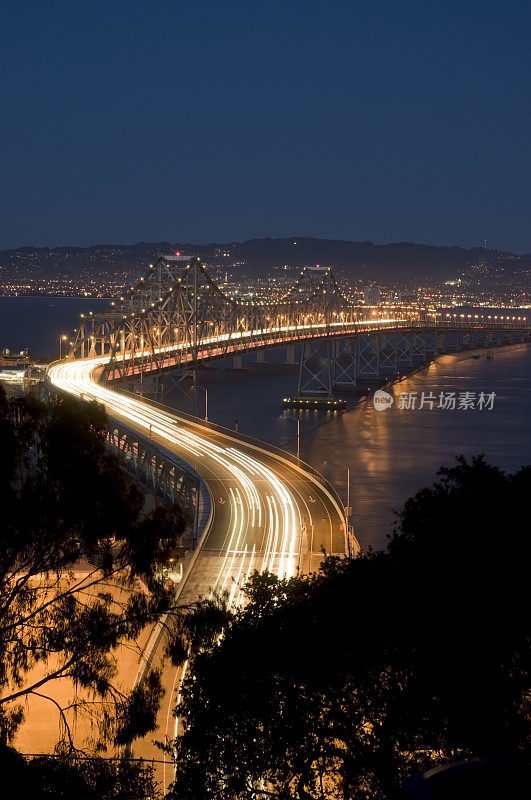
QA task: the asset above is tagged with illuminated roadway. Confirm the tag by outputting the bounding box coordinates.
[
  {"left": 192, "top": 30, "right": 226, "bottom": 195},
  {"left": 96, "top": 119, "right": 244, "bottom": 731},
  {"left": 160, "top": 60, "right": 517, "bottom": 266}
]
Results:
[{"left": 48, "top": 353, "right": 348, "bottom": 787}]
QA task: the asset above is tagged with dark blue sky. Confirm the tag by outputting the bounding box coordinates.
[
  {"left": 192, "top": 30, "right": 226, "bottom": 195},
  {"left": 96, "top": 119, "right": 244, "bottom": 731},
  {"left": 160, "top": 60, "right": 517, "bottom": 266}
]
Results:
[{"left": 1, "top": 0, "right": 530, "bottom": 251}]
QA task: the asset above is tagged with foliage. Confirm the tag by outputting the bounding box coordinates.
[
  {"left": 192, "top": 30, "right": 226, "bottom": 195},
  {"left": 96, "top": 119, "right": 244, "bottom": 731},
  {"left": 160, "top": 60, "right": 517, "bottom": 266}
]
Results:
[
  {"left": 0, "top": 745, "right": 160, "bottom": 799},
  {"left": 169, "top": 456, "right": 530, "bottom": 800},
  {"left": 0, "top": 387, "right": 187, "bottom": 749}
]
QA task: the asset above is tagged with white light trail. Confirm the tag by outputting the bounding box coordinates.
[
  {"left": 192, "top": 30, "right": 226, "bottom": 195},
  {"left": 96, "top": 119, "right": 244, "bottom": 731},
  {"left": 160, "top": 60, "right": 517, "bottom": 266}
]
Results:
[{"left": 48, "top": 354, "right": 303, "bottom": 608}]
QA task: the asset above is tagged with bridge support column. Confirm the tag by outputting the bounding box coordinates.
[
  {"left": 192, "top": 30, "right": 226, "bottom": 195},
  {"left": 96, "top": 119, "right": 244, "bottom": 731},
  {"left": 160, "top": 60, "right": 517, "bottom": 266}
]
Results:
[
  {"left": 233, "top": 355, "right": 243, "bottom": 369},
  {"left": 333, "top": 338, "right": 358, "bottom": 392},
  {"left": 357, "top": 334, "right": 380, "bottom": 381},
  {"left": 470, "top": 330, "right": 487, "bottom": 349},
  {"left": 441, "top": 331, "right": 461, "bottom": 351},
  {"left": 396, "top": 332, "right": 413, "bottom": 368},
  {"left": 256, "top": 350, "right": 267, "bottom": 364},
  {"left": 410, "top": 331, "right": 427, "bottom": 360},
  {"left": 135, "top": 374, "right": 165, "bottom": 403},
  {"left": 297, "top": 341, "right": 333, "bottom": 396},
  {"left": 379, "top": 332, "right": 398, "bottom": 380},
  {"left": 285, "top": 344, "right": 296, "bottom": 364},
  {"left": 155, "top": 376, "right": 164, "bottom": 402},
  {"left": 424, "top": 331, "right": 438, "bottom": 359}
]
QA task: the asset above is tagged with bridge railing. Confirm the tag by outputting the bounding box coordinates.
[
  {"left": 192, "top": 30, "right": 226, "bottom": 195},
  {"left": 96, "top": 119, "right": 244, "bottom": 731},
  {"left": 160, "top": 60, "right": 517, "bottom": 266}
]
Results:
[{"left": 44, "top": 371, "right": 210, "bottom": 532}]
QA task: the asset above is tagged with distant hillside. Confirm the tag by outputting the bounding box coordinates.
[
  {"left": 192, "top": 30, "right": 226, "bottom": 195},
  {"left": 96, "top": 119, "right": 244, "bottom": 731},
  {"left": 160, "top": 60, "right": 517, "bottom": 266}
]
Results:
[
  {"left": 1, "top": 237, "right": 530, "bottom": 289},
  {"left": 214, "top": 238, "right": 530, "bottom": 281}
]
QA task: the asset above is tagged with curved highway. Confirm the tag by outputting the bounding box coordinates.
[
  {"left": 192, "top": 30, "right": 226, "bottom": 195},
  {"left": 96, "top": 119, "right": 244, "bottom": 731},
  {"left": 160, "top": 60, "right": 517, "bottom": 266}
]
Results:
[
  {"left": 49, "top": 356, "right": 346, "bottom": 576},
  {"left": 48, "top": 355, "right": 347, "bottom": 784}
]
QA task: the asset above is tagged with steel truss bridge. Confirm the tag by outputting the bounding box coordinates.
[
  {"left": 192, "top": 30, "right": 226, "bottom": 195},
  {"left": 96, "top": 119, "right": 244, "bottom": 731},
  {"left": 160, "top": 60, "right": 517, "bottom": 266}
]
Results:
[{"left": 68, "top": 254, "right": 531, "bottom": 398}]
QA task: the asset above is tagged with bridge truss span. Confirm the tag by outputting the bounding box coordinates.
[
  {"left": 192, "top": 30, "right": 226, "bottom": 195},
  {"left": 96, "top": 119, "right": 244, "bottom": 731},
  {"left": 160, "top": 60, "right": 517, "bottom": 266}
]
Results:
[
  {"left": 67, "top": 254, "right": 531, "bottom": 392},
  {"left": 68, "top": 256, "right": 408, "bottom": 383}
]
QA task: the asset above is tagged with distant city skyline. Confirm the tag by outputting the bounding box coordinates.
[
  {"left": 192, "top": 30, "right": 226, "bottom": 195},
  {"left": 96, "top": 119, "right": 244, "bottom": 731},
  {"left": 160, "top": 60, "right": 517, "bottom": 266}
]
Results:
[{"left": 2, "top": 1, "right": 530, "bottom": 251}]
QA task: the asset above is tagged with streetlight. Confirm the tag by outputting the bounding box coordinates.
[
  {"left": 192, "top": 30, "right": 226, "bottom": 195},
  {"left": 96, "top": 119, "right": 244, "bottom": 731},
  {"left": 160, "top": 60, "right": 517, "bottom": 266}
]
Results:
[
  {"left": 59, "top": 334, "right": 67, "bottom": 359},
  {"left": 285, "top": 415, "right": 300, "bottom": 460},
  {"left": 323, "top": 460, "right": 351, "bottom": 556},
  {"left": 194, "top": 384, "right": 208, "bottom": 421}
]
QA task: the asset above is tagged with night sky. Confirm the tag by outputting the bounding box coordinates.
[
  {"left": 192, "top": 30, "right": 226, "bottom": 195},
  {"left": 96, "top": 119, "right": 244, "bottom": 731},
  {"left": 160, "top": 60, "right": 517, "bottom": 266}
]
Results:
[{"left": 1, "top": 1, "right": 530, "bottom": 251}]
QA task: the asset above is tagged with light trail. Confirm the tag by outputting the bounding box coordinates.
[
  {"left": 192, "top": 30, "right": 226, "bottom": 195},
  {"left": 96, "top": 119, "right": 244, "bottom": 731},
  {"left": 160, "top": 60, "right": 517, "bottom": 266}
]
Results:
[{"left": 48, "top": 355, "right": 304, "bottom": 598}]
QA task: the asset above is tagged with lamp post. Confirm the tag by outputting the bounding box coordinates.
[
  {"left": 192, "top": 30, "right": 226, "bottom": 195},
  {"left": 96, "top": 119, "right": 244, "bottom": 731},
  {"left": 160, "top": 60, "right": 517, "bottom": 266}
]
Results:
[
  {"left": 59, "top": 334, "right": 67, "bottom": 359},
  {"left": 194, "top": 384, "right": 208, "bottom": 421},
  {"left": 285, "top": 415, "right": 300, "bottom": 460},
  {"left": 323, "top": 460, "right": 351, "bottom": 556}
]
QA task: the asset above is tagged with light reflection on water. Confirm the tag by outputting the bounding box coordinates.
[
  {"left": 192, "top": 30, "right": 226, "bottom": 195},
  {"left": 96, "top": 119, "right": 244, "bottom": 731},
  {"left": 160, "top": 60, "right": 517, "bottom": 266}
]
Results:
[{"left": 307, "top": 346, "right": 531, "bottom": 549}]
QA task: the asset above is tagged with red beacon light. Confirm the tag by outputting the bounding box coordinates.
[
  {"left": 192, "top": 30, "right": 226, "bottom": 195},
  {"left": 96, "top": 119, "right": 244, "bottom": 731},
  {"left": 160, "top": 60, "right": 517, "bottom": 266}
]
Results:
[{"left": 175, "top": 250, "right": 181, "bottom": 257}]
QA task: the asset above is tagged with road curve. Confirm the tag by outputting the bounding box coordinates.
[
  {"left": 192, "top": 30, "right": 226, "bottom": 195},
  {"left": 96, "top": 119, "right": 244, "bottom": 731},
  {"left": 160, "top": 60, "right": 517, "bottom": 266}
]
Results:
[{"left": 47, "top": 356, "right": 347, "bottom": 785}]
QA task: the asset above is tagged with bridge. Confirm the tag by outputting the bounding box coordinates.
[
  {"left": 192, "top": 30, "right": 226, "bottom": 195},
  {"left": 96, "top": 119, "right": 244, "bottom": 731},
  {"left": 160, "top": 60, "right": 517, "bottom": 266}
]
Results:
[
  {"left": 46, "top": 255, "right": 531, "bottom": 780},
  {"left": 67, "top": 254, "right": 530, "bottom": 402}
]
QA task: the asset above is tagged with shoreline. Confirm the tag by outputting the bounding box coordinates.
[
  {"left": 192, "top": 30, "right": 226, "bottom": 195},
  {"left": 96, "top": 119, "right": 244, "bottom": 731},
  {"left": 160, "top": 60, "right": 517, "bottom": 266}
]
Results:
[{"left": 0, "top": 294, "right": 113, "bottom": 300}]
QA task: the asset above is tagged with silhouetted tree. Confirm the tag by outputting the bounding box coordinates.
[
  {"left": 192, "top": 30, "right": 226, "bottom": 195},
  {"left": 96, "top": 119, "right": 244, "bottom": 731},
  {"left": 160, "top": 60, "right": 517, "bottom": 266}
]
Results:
[
  {"left": 0, "top": 744, "right": 159, "bottom": 799},
  {"left": 169, "top": 456, "right": 530, "bottom": 800},
  {"left": 0, "top": 387, "right": 189, "bottom": 750}
]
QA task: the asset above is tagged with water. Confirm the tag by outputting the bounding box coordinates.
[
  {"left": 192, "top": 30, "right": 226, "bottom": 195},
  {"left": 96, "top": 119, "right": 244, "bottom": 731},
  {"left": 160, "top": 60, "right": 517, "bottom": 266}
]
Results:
[
  {"left": 2, "top": 297, "right": 530, "bottom": 550},
  {"left": 0, "top": 296, "right": 108, "bottom": 358},
  {"left": 306, "top": 346, "right": 531, "bottom": 549}
]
